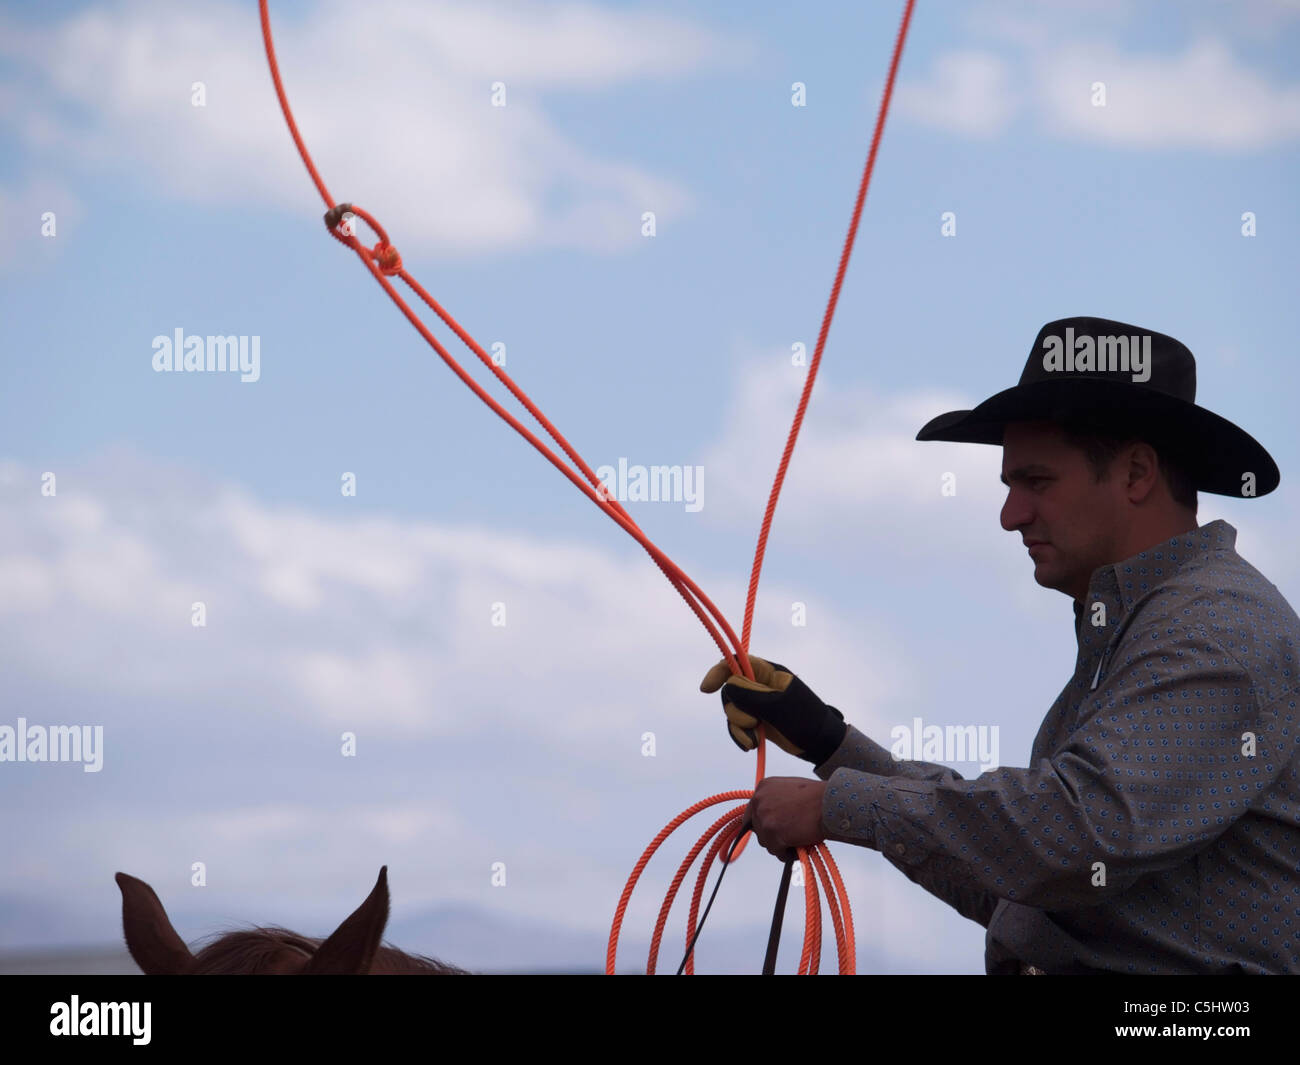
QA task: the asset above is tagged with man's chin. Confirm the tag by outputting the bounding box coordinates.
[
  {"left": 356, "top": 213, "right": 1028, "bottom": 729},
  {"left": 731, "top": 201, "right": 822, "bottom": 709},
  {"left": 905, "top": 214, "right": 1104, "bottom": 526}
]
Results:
[{"left": 1032, "top": 563, "right": 1068, "bottom": 594}]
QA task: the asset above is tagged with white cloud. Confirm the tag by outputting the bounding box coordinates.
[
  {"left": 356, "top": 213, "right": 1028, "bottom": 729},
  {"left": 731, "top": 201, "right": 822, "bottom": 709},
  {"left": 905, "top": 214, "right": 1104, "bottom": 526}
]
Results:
[
  {"left": 0, "top": 0, "right": 747, "bottom": 257},
  {"left": 698, "top": 356, "right": 1011, "bottom": 542},
  {"left": 903, "top": 22, "right": 1300, "bottom": 150},
  {"left": 1037, "top": 39, "right": 1300, "bottom": 148},
  {"left": 896, "top": 51, "right": 1019, "bottom": 138},
  {"left": 0, "top": 450, "right": 914, "bottom": 747}
]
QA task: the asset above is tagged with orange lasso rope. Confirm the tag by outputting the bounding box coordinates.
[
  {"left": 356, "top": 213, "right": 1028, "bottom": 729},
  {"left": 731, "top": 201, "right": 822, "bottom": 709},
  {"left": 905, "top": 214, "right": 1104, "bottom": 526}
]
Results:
[
  {"left": 609, "top": 0, "right": 916, "bottom": 974},
  {"left": 257, "top": 0, "right": 915, "bottom": 975}
]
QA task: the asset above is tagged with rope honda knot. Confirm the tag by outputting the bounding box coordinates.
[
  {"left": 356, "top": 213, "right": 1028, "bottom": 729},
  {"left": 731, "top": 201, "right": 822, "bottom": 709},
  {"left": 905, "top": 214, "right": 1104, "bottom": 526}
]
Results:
[
  {"left": 323, "top": 203, "right": 354, "bottom": 233},
  {"left": 322, "top": 202, "right": 402, "bottom": 274}
]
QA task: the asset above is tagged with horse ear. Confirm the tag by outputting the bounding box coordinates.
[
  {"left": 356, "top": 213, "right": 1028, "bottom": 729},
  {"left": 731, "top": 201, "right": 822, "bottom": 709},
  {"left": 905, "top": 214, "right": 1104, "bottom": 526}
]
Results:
[
  {"left": 302, "top": 866, "right": 390, "bottom": 975},
  {"left": 115, "top": 872, "right": 196, "bottom": 975}
]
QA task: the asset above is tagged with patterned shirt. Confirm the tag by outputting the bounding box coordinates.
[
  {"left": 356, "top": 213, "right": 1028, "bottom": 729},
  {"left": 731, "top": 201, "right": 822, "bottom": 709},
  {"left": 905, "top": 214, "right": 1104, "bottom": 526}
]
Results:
[{"left": 814, "top": 520, "right": 1300, "bottom": 974}]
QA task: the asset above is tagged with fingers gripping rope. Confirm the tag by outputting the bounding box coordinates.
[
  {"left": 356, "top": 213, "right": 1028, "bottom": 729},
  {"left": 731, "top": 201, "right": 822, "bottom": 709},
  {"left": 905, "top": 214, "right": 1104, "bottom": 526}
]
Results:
[{"left": 259, "top": 0, "right": 914, "bottom": 975}]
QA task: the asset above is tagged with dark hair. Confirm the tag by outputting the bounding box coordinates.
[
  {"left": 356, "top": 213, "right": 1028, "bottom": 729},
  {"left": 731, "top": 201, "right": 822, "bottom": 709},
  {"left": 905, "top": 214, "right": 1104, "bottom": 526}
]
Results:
[{"left": 1059, "top": 416, "right": 1198, "bottom": 511}]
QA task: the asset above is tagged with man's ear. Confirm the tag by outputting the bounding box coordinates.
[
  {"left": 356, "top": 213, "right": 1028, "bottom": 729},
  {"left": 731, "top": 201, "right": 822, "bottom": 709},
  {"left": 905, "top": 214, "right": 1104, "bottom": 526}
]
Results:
[
  {"left": 1124, "top": 441, "right": 1161, "bottom": 502},
  {"left": 116, "top": 872, "right": 196, "bottom": 975}
]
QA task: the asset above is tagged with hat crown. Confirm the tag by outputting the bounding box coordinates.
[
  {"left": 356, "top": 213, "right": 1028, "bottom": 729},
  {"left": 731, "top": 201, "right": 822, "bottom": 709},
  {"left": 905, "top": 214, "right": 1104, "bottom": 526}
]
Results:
[{"left": 1020, "top": 316, "right": 1196, "bottom": 402}]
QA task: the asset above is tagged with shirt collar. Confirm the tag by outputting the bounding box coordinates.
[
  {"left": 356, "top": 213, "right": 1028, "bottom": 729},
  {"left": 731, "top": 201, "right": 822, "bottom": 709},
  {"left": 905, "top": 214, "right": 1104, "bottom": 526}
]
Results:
[{"left": 1073, "top": 519, "right": 1238, "bottom": 626}]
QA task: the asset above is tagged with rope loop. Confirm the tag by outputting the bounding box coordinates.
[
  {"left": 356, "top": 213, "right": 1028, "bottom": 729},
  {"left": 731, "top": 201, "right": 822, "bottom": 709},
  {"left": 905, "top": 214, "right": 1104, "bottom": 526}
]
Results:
[{"left": 323, "top": 202, "right": 401, "bottom": 274}]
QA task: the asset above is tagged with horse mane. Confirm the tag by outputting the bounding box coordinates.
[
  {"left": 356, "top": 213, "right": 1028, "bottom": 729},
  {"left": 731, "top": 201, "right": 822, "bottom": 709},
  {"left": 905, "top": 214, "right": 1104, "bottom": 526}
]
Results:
[{"left": 189, "top": 926, "right": 468, "bottom": 975}]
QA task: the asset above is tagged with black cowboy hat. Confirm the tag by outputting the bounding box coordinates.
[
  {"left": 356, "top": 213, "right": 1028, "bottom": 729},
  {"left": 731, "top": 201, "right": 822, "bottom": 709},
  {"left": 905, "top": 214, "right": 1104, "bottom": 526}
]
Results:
[{"left": 915, "top": 316, "right": 1280, "bottom": 498}]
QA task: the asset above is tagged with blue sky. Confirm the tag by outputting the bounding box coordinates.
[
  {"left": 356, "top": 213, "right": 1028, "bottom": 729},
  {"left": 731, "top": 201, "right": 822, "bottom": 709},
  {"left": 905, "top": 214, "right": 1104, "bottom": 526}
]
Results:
[{"left": 1, "top": 0, "right": 1298, "bottom": 974}]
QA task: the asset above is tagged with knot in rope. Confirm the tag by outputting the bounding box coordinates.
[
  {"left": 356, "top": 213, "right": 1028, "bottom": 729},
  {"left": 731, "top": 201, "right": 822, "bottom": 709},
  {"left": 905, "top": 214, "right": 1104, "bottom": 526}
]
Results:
[{"left": 371, "top": 241, "right": 403, "bottom": 275}]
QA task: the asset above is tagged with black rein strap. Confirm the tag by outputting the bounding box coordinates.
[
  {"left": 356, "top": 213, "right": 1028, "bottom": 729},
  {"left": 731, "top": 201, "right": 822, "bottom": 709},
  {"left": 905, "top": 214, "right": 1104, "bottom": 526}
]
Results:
[
  {"left": 762, "top": 853, "right": 795, "bottom": 975},
  {"left": 676, "top": 828, "right": 796, "bottom": 975}
]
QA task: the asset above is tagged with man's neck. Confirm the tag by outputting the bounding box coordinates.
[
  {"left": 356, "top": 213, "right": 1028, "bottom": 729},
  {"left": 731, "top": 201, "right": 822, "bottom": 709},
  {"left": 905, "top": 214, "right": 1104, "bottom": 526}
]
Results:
[
  {"left": 1071, "top": 512, "right": 1201, "bottom": 604},
  {"left": 1114, "top": 512, "right": 1200, "bottom": 566}
]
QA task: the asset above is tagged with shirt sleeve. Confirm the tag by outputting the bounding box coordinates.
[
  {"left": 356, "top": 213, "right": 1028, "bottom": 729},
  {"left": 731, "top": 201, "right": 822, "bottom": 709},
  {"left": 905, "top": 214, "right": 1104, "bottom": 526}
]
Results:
[
  {"left": 813, "top": 724, "right": 999, "bottom": 927},
  {"left": 813, "top": 723, "right": 974, "bottom": 784},
  {"left": 813, "top": 629, "right": 1298, "bottom": 914}
]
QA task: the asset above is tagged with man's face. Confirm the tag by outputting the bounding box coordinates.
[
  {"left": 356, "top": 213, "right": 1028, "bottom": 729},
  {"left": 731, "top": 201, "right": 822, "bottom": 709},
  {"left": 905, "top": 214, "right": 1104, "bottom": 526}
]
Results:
[{"left": 999, "top": 421, "right": 1128, "bottom": 602}]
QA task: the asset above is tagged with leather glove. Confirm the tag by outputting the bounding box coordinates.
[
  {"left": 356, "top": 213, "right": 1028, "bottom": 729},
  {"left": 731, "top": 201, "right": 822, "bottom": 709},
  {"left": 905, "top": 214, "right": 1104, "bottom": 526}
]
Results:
[{"left": 699, "top": 654, "right": 846, "bottom": 765}]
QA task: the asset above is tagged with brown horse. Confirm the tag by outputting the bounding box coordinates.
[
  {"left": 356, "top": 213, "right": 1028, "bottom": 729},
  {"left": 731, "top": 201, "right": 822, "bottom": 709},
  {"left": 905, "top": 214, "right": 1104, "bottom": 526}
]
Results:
[{"left": 116, "top": 866, "right": 468, "bottom": 974}]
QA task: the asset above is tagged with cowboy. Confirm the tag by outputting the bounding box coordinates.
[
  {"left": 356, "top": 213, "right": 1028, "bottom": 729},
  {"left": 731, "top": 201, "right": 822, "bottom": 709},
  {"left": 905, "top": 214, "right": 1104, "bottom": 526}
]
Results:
[{"left": 702, "top": 316, "right": 1298, "bottom": 974}]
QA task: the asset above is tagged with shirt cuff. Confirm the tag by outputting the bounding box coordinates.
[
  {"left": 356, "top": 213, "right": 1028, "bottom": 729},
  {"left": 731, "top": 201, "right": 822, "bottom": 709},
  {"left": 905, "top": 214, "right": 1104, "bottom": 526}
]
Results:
[
  {"left": 820, "top": 766, "right": 886, "bottom": 851},
  {"left": 813, "top": 723, "right": 903, "bottom": 780}
]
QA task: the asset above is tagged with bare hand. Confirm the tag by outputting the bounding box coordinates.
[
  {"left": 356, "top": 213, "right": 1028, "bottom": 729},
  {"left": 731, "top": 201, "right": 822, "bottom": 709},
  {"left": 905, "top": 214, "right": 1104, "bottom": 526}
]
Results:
[{"left": 743, "top": 777, "right": 829, "bottom": 859}]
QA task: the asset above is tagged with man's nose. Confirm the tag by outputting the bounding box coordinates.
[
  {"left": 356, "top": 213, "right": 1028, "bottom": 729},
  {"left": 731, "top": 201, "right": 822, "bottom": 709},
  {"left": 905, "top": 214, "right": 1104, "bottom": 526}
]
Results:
[{"left": 1001, "top": 488, "right": 1032, "bottom": 532}]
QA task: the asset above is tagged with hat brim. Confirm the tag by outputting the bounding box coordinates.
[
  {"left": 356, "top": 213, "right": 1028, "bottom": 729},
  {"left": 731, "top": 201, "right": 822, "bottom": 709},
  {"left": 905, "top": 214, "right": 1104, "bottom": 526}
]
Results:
[{"left": 916, "top": 378, "right": 1279, "bottom": 498}]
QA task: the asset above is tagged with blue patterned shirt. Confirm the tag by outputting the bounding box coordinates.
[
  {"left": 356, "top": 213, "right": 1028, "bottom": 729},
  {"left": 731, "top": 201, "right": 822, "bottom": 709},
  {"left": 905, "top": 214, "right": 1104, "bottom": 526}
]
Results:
[{"left": 814, "top": 520, "right": 1300, "bottom": 973}]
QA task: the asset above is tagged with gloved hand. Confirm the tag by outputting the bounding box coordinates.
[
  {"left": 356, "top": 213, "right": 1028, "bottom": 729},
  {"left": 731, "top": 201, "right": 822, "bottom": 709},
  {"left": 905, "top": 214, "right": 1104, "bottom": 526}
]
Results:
[{"left": 699, "top": 654, "right": 846, "bottom": 766}]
